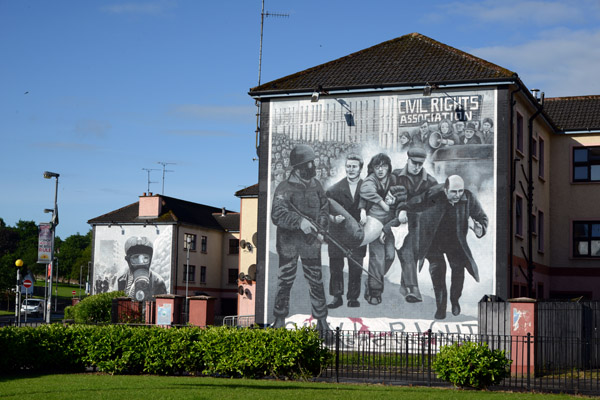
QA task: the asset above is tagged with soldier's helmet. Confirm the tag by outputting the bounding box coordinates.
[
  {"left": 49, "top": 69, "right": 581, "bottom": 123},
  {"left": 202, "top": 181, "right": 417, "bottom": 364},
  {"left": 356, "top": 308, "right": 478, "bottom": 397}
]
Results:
[
  {"left": 289, "top": 144, "right": 315, "bottom": 168},
  {"left": 124, "top": 236, "right": 153, "bottom": 258}
]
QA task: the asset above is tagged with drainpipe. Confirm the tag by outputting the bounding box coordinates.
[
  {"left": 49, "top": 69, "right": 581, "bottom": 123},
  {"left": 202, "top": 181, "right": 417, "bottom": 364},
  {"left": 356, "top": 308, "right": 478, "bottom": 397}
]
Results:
[
  {"left": 527, "top": 91, "right": 544, "bottom": 298},
  {"left": 509, "top": 83, "right": 522, "bottom": 299}
]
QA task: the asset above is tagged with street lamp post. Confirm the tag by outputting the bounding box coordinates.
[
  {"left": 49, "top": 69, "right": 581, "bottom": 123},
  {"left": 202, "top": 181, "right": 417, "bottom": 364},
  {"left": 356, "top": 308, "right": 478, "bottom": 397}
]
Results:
[
  {"left": 43, "top": 171, "right": 59, "bottom": 324},
  {"left": 185, "top": 235, "right": 192, "bottom": 323},
  {"left": 15, "top": 259, "right": 23, "bottom": 326}
]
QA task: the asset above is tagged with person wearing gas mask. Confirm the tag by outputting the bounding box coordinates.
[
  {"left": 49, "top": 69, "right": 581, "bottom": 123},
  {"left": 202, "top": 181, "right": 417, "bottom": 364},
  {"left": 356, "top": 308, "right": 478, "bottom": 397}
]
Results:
[
  {"left": 118, "top": 236, "right": 167, "bottom": 302},
  {"left": 271, "top": 144, "right": 329, "bottom": 330}
]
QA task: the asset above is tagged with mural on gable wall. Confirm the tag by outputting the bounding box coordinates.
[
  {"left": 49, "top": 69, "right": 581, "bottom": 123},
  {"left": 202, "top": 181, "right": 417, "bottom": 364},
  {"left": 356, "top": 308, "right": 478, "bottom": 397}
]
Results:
[
  {"left": 263, "top": 89, "right": 496, "bottom": 334},
  {"left": 92, "top": 225, "right": 173, "bottom": 301}
]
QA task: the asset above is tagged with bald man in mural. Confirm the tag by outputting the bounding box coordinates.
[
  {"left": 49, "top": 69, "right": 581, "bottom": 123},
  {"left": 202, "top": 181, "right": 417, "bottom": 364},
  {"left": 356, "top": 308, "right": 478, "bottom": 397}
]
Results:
[{"left": 405, "top": 175, "right": 488, "bottom": 320}]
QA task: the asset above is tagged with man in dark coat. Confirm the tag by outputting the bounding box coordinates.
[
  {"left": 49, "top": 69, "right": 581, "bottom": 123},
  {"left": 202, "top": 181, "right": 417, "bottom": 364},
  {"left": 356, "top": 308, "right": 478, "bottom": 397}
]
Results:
[
  {"left": 271, "top": 144, "right": 329, "bottom": 330},
  {"left": 325, "top": 154, "right": 366, "bottom": 308},
  {"left": 406, "top": 175, "right": 488, "bottom": 319},
  {"left": 390, "top": 146, "right": 438, "bottom": 303}
]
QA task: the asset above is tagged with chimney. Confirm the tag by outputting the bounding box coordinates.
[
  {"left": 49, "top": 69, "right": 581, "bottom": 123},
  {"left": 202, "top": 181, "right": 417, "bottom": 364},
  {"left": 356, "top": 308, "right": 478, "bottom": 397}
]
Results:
[
  {"left": 139, "top": 193, "right": 161, "bottom": 217},
  {"left": 221, "top": 207, "right": 226, "bottom": 217}
]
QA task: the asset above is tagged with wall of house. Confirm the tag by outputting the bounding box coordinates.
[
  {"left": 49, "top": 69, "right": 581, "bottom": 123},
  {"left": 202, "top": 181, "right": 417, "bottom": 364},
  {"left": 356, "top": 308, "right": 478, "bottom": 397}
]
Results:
[
  {"left": 509, "top": 93, "right": 553, "bottom": 299},
  {"left": 257, "top": 88, "right": 499, "bottom": 333},
  {"left": 548, "top": 133, "right": 600, "bottom": 300},
  {"left": 92, "top": 224, "right": 173, "bottom": 299},
  {"left": 174, "top": 226, "right": 224, "bottom": 301},
  {"left": 238, "top": 196, "right": 258, "bottom": 316}
]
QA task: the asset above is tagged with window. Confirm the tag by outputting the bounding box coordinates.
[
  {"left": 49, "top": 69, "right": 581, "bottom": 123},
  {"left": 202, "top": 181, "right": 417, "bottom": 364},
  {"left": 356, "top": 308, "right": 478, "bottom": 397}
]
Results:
[
  {"left": 200, "top": 266, "right": 207, "bottom": 283},
  {"left": 229, "top": 239, "right": 239, "bottom": 255},
  {"left": 573, "top": 221, "right": 600, "bottom": 257},
  {"left": 573, "top": 146, "right": 600, "bottom": 182},
  {"left": 538, "top": 137, "right": 545, "bottom": 179},
  {"left": 228, "top": 269, "right": 238, "bottom": 284},
  {"left": 531, "top": 212, "right": 537, "bottom": 235},
  {"left": 538, "top": 211, "right": 544, "bottom": 253},
  {"left": 532, "top": 136, "right": 538, "bottom": 158},
  {"left": 516, "top": 195, "right": 523, "bottom": 237},
  {"left": 183, "top": 265, "right": 195, "bottom": 282},
  {"left": 184, "top": 233, "right": 196, "bottom": 250},
  {"left": 516, "top": 112, "right": 524, "bottom": 153},
  {"left": 201, "top": 236, "right": 207, "bottom": 253},
  {"left": 537, "top": 283, "right": 544, "bottom": 300}
]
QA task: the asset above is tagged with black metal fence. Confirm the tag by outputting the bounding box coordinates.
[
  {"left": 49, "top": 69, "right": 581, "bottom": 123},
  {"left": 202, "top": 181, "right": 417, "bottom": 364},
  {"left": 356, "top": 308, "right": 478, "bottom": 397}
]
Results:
[{"left": 318, "top": 328, "right": 600, "bottom": 395}]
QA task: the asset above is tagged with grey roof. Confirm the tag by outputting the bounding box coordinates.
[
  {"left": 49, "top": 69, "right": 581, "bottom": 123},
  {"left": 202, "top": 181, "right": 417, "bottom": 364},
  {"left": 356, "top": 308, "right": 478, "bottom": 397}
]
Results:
[
  {"left": 212, "top": 212, "right": 240, "bottom": 232},
  {"left": 235, "top": 183, "right": 259, "bottom": 197},
  {"left": 544, "top": 96, "right": 600, "bottom": 132},
  {"left": 249, "top": 33, "right": 516, "bottom": 96},
  {"left": 88, "top": 196, "right": 238, "bottom": 231}
]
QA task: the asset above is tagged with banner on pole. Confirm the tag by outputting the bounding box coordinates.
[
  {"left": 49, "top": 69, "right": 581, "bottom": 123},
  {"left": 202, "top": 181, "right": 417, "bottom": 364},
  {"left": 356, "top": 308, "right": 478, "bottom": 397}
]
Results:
[{"left": 38, "top": 223, "right": 53, "bottom": 263}]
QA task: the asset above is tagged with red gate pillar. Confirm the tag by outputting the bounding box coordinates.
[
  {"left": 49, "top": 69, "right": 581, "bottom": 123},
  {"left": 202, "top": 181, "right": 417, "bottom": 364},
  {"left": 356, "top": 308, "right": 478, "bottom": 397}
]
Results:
[
  {"left": 188, "top": 295, "right": 216, "bottom": 327},
  {"left": 154, "top": 294, "right": 184, "bottom": 326},
  {"left": 509, "top": 298, "right": 537, "bottom": 376}
]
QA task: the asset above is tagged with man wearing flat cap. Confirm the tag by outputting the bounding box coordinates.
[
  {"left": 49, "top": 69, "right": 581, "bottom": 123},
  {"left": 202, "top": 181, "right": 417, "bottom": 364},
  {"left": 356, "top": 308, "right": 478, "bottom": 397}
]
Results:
[
  {"left": 118, "top": 236, "right": 167, "bottom": 302},
  {"left": 460, "top": 122, "right": 482, "bottom": 145},
  {"left": 389, "top": 146, "right": 438, "bottom": 303}
]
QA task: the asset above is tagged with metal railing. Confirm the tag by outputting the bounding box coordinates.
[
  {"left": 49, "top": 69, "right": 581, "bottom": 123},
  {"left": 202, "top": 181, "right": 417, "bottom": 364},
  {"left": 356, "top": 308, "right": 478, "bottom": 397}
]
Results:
[
  {"left": 319, "top": 329, "right": 600, "bottom": 395},
  {"left": 222, "top": 315, "right": 255, "bottom": 327}
]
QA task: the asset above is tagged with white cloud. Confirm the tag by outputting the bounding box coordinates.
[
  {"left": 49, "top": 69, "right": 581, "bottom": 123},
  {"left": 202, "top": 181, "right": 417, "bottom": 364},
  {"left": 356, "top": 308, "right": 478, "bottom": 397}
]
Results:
[
  {"left": 163, "top": 129, "right": 237, "bottom": 137},
  {"left": 437, "top": 0, "right": 596, "bottom": 26},
  {"left": 169, "top": 104, "right": 255, "bottom": 123},
  {"left": 32, "top": 142, "right": 101, "bottom": 151},
  {"left": 471, "top": 28, "right": 600, "bottom": 96},
  {"left": 101, "top": 0, "right": 176, "bottom": 15},
  {"left": 74, "top": 119, "right": 112, "bottom": 137}
]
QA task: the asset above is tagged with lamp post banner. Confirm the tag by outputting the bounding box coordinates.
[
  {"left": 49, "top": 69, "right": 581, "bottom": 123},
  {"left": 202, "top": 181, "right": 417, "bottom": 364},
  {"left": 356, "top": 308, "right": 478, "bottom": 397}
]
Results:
[{"left": 38, "top": 223, "right": 53, "bottom": 263}]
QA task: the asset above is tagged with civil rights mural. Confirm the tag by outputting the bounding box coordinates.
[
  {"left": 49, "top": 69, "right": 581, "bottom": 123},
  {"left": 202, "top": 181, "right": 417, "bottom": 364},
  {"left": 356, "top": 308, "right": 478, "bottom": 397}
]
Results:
[
  {"left": 264, "top": 89, "right": 497, "bottom": 334},
  {"left": 92, "top": 225, "right": 173, "bottom": 301}
]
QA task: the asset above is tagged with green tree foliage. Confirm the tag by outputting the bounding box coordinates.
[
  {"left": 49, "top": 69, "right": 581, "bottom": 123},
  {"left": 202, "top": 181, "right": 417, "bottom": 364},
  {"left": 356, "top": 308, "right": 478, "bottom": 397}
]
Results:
[{"left": 0, "top": 218, "right": 92, "bottom": 293}]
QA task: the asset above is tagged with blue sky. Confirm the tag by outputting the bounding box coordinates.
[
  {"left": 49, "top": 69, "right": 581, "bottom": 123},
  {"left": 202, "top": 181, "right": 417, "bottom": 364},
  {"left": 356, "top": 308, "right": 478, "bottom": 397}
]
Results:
[{"left": 2, "top": 0, "right": 599, "bottom": 238}]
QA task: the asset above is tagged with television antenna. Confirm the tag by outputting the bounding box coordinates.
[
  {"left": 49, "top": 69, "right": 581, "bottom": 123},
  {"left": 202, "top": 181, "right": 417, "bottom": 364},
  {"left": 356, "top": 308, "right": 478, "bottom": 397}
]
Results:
[
  {"left": 156, "top": 162, "right": 175, "bottom": 195},
  {"left": 142, "top": 168, "right": 160, "bottom": 193},
  {"left": 255, "top": 0, "right": 289, "bottom": 155}
]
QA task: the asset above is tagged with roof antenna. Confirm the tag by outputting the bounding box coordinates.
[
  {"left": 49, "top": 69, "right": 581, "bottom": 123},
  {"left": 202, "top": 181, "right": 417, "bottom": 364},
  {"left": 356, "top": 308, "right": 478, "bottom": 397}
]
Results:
[
  {"left": 142, "top": 168, "right": 160, "bottom": 193},
  {"left": 258, "top": 0, "right": 289, "bottom": 86},
  {"left": 156, "top": 162, "right": 175, "bottom": 195},
  {"left": 256, "top": 0, "right": 289, "bottom": 157}
]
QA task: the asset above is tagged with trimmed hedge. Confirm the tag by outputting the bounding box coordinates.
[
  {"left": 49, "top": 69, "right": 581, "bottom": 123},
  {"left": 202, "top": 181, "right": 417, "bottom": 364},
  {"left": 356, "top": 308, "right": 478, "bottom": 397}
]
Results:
[
  {"left": 433, "top": 341, "right": 511, "bottom": 389},
  {"left": 64, "top": 291, "right": 125, "bottom": 324},
  {"left": 0, "top": 324, "right": 330, "bottom": 379}
]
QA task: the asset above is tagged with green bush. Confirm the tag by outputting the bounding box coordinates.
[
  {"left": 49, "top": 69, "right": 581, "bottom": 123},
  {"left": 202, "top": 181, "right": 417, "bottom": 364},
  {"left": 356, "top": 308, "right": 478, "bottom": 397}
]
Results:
[
  {"left": 0, "top": 324, "right": 330, "bottom": 378},
  {"left": 69, "top": 291, "right": 125, "bottom": 324},
  {"left": 433, "top": 341, "right": 511, "bottom": 389}
]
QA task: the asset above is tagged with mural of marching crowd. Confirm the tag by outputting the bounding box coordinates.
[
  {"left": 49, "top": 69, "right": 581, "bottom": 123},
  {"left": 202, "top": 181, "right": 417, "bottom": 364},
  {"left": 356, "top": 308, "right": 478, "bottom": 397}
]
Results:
[{"left": 264, "top": 90, "right": 497, "bottom": 333}]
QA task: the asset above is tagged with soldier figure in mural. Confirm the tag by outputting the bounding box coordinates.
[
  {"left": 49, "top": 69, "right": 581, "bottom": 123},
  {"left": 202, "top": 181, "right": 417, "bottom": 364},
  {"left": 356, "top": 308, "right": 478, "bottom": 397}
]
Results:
[
  {"left": 271, "top": 144, "right": 329, "bottom": 330},
  {"left": 325, "top": 154, "right": 366, "bottom": 308},
  {"left": 404, "top": 175, "right": 488, "bottom": 319},
  {"left": 118, "top": 236, "right": 167, "bottom": 302},
  {"left": 389, "top": 146, "right": 438, "bottom": 303}
]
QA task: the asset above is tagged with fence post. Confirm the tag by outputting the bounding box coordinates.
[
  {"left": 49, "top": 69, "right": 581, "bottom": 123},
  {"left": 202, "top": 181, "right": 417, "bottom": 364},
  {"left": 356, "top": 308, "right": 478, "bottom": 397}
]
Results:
[
  {"left": 526, "top": 332, "right": 531, "bottom": 391},
  {"left": 427, "top": 329, "right": 432, "bottom": 387},
  {"left": 335, "top": 327, "right": 340, "bottom": 383}
]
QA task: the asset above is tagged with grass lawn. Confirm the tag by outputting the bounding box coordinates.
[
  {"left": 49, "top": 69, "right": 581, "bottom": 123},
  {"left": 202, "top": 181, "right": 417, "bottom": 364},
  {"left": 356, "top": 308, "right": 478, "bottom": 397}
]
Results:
[{"left": 0, "top": 374, "right": 592, "bottom": 400}]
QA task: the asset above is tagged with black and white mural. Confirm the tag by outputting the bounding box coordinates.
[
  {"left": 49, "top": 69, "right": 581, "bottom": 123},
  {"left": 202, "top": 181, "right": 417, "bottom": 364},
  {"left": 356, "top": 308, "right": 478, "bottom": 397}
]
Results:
[
  {"left": 264, "top": 89, "right": 496, "bottom": 334},
  {"left": 92, "top": 225, "right": 173, "bottom": 301}
]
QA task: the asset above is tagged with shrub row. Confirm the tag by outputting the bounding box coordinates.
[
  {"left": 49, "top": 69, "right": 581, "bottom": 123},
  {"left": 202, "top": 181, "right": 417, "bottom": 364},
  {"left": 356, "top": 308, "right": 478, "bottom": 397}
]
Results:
[
  {"left": 0, "top": 324, "right": 331, "bottom": 378},
  {"left": 64, "top": 291, "right": 125, "bottom": 324}
]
